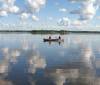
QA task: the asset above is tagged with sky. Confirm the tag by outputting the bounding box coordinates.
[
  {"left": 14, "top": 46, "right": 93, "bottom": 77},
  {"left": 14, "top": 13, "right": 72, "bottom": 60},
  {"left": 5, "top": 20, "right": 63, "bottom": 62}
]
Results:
[{"left": 0, "top": 0, "right": 100, "bottom": 30}]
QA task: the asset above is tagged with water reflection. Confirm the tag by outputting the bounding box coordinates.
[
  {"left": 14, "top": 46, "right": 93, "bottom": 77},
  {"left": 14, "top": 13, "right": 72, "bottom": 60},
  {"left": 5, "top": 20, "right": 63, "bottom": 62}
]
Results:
[
  {"left": 21, "top": 39, "right": 29, "bottom": 51},
  {"left": 0, "top": 48, "right": 12, "bottom": 85},
  {"left": 43, "top": 41, "right": 63, "bottom": 46},
  {"left": 0, "top": 34, "right": 99, "bottom": 85},
  {"left": 28, "top": 52, "right": 46, "bottom": 74},
  {"left": 43, "top": 43, "right": 95, "bottom": 85}
]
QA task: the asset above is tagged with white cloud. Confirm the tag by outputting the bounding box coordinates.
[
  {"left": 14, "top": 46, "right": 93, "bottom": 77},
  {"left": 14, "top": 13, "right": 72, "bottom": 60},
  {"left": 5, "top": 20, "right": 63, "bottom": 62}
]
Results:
[
  {"left": 0, "top": 10, "right": 8, "bottom": 16},
  {"left": 57, "top": 17, "right": 70, "bottom": 26},
  {"left": 8, "top": 6, "right": 19, "bottom": 13},
  {"left": 59, "top": 8, "right": 67, "bottom": 12},
  {"left": 63, "top": 17, "right": 69, "bottom": 21},
  {"left": 36, "top": 0, "right": 46, "bottom": 5},
  {"left": 69, "top": 0, "right": 99, "bottom": 22},
  {"left": 0, "top": 0, "right": 47, "bottom": 21},
  {"left": 1, "top": 0, "right": 15, "bottom": 5},
  {"left": 0, "top": 0, "right": 19, "bottom": 15},
  {"left": 20, "top": 13, "right": 30, "bottom": 20},
  {"left": 71, "top": 20, "right": 82, "bottom": 26},
  {"left": 96, "top": 16, "right": 100, "bottom": 19},
  {"left": 79, "top": 2, "right": 98, "bottom": 20},
  {"left": 68, "top": 0, "right": 96, "bottom": 3},
  {"left": 26, "top": 0, "right": 46, "bottom": 12},
  {"left": 57, "top": 17, "right": 89, "bottom": 27},
  {"left": 48, "top": 17, "right": 53, "bottom": 20},
  {"left": 32, "top": 15, "right": 39, "bottom": 21},
  {"left": 20, "top": 0, "right": 47, "bottom": 21}
]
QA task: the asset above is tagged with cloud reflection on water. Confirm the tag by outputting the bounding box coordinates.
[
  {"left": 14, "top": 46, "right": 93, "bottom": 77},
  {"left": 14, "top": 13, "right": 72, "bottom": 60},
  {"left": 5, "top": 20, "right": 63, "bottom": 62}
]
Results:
[
  {"left": 28, "top": 53, "right": 46, "bottom": 74},
  {"left": 0, "top": 34, "right": 100, "bottom": 85}
]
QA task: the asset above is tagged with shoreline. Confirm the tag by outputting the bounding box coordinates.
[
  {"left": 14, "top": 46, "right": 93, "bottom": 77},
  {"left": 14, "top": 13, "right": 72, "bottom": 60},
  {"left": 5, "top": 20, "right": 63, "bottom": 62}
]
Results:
[{"left": 0, "top": 30, "right": 100, "bottom": 34}]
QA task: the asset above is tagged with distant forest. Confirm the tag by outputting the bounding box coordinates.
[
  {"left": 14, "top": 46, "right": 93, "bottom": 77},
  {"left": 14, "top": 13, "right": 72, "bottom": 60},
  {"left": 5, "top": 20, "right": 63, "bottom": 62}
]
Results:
[{"left": 0, "top": 30, "right": 100, "bottom": 34}]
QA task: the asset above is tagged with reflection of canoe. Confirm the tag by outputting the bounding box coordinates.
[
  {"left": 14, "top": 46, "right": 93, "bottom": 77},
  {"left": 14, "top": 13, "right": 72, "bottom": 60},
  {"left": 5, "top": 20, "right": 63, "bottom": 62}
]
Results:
[{"left": 43, "top": 38, "right": 64, "bottom": 42}]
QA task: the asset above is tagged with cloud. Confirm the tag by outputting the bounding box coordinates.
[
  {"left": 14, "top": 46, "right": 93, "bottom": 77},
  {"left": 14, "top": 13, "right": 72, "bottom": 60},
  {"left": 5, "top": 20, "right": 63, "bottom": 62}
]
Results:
[
  {"left": 0, "top": 0, "right": 19, "bottom": 16},
  {"left": 20, "top": 12, "right": 30, "bottom": 20},
  {"left": 68, "top": 0, "right": 96, "bottom": 3},
  {"left": 0, "top": 0, "right": 15, "bottom": 6},
  {"left": 32, "top": 15, "right": 39, "bottom": 21},
  {"left": 19, "top": 0, "right": 47, "bottom": 21},
  {"left": 57, "top": 17, "right": 70, "bottom": 26},
  {"left": 79, "top": 2, "right": 98, "bottom": 20},
  {"left": 26, "top": 0, "right": 46, "bottom": 12},
  {"left": 71, "top": 20, "right": 82, "bottom": 26},
  {"left": 59, "top": 8, "right": 67, "bottom": 12},
  {"left": 0, "top": 0, "right": 47, "bottom": 21},
  {"left": 96, "top": 16, "right": 100, "bottom": 19},
  {"left": 8, "top": 5, "right": 19, "bottom": 13},
  {"left": 70, "top": 10, "right": 80, "bottom": 14},
  {"left": 48, "top": 17, "right": 53, "bottom": 20},
  {"left": 2, "top": 0, "right": 15, "bottom": 4},
  {"left": 0, "top": 10, "right": 8, "bottom": 16},
  {"left": 69, "top": 0, "right": 99, "bottom": 22},
  {"left": 57, "top": 17, "right": 89, "bottom": 27}
]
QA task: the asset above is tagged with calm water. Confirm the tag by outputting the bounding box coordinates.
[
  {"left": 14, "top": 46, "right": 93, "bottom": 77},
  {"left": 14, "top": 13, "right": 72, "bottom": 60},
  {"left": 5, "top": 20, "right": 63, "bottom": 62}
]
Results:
[{"left": 0, "top": 33, "right": 100, "bottom": 85}]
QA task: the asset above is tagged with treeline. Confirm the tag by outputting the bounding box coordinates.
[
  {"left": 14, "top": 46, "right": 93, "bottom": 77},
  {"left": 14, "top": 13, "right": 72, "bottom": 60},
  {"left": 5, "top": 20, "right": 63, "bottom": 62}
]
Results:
[
  {"left": 0, "top": 30, "right": 100, "bottom": 34},
  {"left": 31, "top": 30, "right": 100, "bottom": 34},
  {"left": 31, "top": 30, "right": 68, "bottom": 34}
]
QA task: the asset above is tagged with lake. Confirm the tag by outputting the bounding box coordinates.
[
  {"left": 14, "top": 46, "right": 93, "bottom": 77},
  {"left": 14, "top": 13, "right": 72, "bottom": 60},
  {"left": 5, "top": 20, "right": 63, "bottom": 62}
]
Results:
[{"left": 0, "top": 33, "right": 100, "bottom": 85}]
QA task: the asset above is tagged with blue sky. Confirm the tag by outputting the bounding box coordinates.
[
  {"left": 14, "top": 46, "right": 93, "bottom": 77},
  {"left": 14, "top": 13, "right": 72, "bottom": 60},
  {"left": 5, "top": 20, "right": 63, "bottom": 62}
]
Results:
[{"left": 0, "top": 0, "right": 100, "bottom": 30}]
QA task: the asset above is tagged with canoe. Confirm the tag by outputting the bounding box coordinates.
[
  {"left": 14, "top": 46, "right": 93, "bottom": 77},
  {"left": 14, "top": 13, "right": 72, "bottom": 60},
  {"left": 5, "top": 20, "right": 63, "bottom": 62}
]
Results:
[{"left": 43, "top": 38, "right": 64, "bottom": 42}]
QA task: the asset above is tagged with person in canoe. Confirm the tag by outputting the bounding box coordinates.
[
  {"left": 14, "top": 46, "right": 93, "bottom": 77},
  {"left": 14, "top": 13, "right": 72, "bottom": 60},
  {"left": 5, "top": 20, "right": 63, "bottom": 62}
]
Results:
[
  {"left": 49, "top": 36, "right": 51, "bottom": 40},
  {"left": 43, "top": 36, "right": 63, "bottom": 42},
  {"left": 58, "top": 36, "right": 61, "bottom": 40}
]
